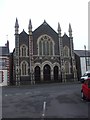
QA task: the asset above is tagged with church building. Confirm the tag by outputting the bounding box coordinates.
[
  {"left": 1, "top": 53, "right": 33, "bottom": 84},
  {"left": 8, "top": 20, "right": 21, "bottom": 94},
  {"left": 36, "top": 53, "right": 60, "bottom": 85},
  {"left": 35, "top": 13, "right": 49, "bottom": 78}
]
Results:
[{"left": 13, "top": 18, "right": 77, "bottom": 85}]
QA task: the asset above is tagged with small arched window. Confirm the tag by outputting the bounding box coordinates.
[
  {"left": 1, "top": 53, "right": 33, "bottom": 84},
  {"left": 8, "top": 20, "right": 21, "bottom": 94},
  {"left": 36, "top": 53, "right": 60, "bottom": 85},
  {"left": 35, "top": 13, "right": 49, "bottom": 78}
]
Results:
[
  {"left": 20, "top": 45, "right": 28, "bottom": 57},
  {"left": 63, "top": 46, "right": 69, "bottom": 57},
  {"left": 65, "top": 61, "right": 70, "bottom": 74},
  {"left": 21, "top": 61, "right": 28, "bottom": 76}
]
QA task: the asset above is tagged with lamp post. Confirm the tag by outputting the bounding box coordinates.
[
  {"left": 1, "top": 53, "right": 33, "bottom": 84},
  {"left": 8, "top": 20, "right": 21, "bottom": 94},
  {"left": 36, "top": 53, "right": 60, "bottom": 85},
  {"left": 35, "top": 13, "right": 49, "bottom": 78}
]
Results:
[{"left": 84, "top": 45, "right": 87, "bottom": 71}]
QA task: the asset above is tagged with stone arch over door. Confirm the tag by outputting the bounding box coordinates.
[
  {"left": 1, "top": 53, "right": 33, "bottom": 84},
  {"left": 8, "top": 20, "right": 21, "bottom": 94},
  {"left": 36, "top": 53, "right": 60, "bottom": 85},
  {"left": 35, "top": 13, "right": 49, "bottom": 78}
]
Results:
[
  {"left": 54, "top": 66, "right": 59, "bottom": 81},
  {"left": 43, "top": 64, "right": 51, "bottom": 81},
  {"left": 34, "top": 66, "right": 41, "bottom": 82}
]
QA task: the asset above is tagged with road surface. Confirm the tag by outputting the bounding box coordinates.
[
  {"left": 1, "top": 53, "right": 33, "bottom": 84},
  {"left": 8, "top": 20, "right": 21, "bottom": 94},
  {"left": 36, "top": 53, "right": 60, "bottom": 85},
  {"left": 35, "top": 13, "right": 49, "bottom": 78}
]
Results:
[{"left": 1, "top": 82, "right": 89, "bottom": 118}]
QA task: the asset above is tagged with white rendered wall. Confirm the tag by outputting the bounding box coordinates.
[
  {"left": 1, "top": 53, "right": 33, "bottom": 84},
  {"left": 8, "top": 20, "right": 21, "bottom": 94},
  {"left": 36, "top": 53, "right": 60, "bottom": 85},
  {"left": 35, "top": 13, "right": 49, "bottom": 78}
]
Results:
[
  {"left": 80, "top": 57, "right": 86, "bottom": 76},
  {"left": 0, "top": 70, "right": 8, "bottom": 86}
]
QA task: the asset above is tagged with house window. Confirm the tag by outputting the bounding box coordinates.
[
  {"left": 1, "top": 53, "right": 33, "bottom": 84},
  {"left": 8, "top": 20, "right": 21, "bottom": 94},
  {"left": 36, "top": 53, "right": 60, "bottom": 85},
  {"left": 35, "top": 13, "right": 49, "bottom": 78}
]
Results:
[
  {"left": 0, "top": 59, "right": 6, "bottom": 68},
  {"left": 87, "top": 58, "right": 90, "bottom": 66},
  {"left": 37, "top": 35, "right": 54, "bottom": 55}
]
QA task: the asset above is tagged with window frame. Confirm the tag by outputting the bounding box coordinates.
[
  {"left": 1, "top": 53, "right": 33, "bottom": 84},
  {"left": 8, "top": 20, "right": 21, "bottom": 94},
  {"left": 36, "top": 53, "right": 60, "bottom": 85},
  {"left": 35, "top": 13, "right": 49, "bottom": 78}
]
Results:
[
  {"left": 37, "top": 35, "right": 55, "bottom": 56},
  {"left": 20, "top": 61, "right": 28, "bottom": 76},
  {"left": 63, "top": 46, "right": 70, "bottom": 57},
  {"left": 20, "top": 44, "right": 28, "bottom": 57}
]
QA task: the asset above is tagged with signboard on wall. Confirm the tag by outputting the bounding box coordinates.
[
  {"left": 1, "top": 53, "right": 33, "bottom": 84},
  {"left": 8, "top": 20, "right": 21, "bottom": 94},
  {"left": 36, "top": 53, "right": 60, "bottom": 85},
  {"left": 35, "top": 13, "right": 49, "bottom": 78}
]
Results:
[{"left": 0, "top": 71, "right": 2, "bottom": 83}]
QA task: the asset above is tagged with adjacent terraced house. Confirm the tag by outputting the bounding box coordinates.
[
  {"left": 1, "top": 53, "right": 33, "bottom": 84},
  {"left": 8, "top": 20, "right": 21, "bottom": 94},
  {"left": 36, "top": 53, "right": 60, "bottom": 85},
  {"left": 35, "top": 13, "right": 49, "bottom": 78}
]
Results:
[{"left": 0, "top": 41, "right": 10, "bottom": 86}]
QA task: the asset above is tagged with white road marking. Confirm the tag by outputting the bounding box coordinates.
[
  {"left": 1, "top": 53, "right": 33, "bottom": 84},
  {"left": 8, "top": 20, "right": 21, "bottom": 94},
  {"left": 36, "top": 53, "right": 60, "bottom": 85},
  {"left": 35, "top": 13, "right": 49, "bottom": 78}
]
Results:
[
  {"left": 25, "top": 92, "right": 32, "bottom": 95},
  {"left": 4, "top": 91, "right": 40, "bottom": 97},
  {"left": 5, "top": 94, "right": 13, "bottom": 96},
  {"left": 5, "top": 94, "right": 8, "bottom": 96},
  {"left": 42, "top": 101, "right": 46, "bottom": 117},
  {"left": 15, "top": 93, "right": 22, "bottom": 96},
  {"left": 5, "top": 93, "right": 21, "bottom": 96}
]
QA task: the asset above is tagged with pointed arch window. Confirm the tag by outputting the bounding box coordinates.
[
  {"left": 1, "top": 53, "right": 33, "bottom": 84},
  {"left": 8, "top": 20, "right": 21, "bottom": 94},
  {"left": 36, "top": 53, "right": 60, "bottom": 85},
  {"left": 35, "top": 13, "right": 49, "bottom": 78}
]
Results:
[
  {"left": 22, "top": 62, "right": 26, "bottom": 75},
  {"left": 50, "top": 41, "right": 53, "bottom": 55},
  {"left": 20, "top": 45, "right": 28, "bottom": 57},
  {"left": 63, "top": 46, "right": 69, "bottom": 57},
  {"left": 47, "top": 41, "right": 49, "bottom": 55},
  {"left": 65, "top": 61, "right": 70, "bottom": 74},
  {"left": 39, "top": 40, "right": 42, "bottom": 55},
  {"left": 43, "top": 41, "right": 46, "bottom": 55},
  {"left": 22, "top": 46, "right": 26, "bottom": 56},
  {"left": 21, "top": 61, "right": 28, "bottom": 76},
  {"left": 37, "top": 35, "right": 54, "bottom": 56}
]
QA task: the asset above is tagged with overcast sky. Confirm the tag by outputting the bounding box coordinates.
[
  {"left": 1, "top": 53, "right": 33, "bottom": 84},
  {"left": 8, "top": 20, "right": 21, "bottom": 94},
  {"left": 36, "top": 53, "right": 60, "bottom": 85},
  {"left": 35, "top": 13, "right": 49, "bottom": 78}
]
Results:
[{"left": 0, "top": 0, "right": 89, "bottom": 52}]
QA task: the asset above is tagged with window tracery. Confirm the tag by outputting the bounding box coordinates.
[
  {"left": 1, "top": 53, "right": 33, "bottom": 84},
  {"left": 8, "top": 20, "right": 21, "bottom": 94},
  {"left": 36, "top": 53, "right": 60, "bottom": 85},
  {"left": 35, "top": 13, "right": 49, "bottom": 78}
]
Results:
[
  {"left": 20, "top": 61, "right": 28, "bottom": 76},
  {"left": 63, "top": 46, "right": 69, "bottom": 57},
  {"left": 20, "top": 44, "right": 28, "bottom": 57},
  {"left": 37, "top": 35, "right": 54, "bottom": 56}
]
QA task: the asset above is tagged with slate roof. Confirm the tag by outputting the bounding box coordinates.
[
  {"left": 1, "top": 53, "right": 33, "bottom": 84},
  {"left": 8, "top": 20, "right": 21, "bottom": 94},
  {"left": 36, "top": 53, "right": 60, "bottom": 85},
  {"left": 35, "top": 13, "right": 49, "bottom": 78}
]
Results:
[
  {"left": 0, "top": 47, "right": 9, "bottom": 56},
  {"left": 32, "top": 20, "right": 59, "bottom": 55},
  {"left": 62, "top": 33, "right": 70, "bottom": 47},
  {"left": 33, "top": 20, "right": 58, "bottom": 35},
  {"left": 19, "top": 29, "right": 29, "bottom": 47},
  {"left": 74, "top": 50, "right": 90, "bottom": 57},
  {"left": 20, "top": 29, "right": 28, "bottom": 36}
]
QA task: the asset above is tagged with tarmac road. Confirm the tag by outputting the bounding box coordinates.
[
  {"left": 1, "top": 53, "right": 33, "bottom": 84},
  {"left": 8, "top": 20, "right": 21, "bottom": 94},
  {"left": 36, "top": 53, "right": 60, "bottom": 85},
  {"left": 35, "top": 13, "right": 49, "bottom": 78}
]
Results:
[{"left": 1, "top": 82, "right": 89, "bottom": 118}]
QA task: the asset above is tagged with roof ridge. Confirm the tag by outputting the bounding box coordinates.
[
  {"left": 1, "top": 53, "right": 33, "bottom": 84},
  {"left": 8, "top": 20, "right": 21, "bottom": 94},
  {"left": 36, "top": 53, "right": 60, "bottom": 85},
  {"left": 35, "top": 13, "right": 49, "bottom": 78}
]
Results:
[{"left": 33, "top": 20, "right": 58, "bottom": 34}]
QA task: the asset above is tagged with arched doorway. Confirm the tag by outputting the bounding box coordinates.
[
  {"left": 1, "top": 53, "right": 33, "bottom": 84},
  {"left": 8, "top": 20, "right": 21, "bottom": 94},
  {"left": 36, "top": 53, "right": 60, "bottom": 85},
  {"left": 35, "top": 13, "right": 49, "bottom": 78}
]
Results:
[
  {"left": 54, "top": 66, "right": 59, "bottom": 81},
  {"left": 43, "top": 64, "right": 51, "bottom": 81},
  {"left": 34, "top": 66, "right": 41, "bottom": 82}
]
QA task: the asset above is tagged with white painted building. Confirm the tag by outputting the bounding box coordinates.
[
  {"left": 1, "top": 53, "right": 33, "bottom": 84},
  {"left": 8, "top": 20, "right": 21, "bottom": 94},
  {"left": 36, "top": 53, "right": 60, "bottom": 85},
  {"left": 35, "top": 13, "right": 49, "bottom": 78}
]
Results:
[
  {"left": 0, "top": 70, "right": 8, "bottom": 86},
  {"left": 0, "top": 41, "right": 10, "bottom": 86},
  {"left": 75, "top": 50, "right": 90, "bottom": 80},
  {"left": 80, "top": 57, "right": 90, "bottom": 76}
]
